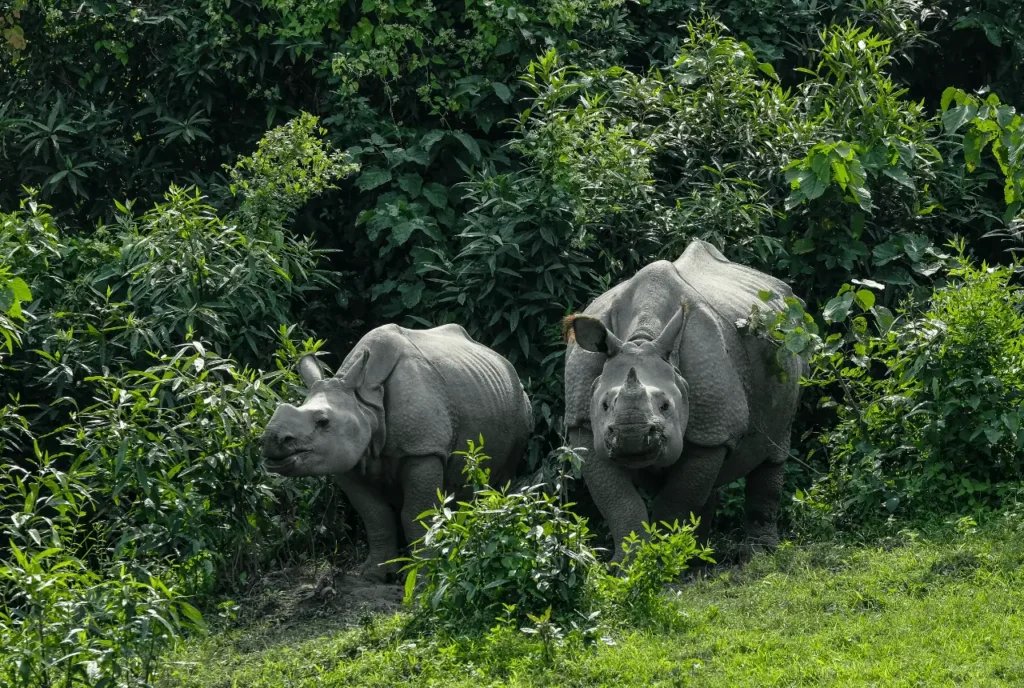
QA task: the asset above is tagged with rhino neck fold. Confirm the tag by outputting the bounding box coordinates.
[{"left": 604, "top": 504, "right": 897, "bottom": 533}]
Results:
[{"left": 354, "top": 397, "right": 386, "bottom": 473}]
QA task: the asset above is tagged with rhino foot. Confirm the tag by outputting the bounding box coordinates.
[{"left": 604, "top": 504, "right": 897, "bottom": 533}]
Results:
[{"left": 356, "top": 559, "right": 399, "bottom": 584}]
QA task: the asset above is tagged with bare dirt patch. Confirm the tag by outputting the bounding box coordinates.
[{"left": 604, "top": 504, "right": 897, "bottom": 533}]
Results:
[{"left": 224, "top": 563, "right": 406, "bottom": 652}]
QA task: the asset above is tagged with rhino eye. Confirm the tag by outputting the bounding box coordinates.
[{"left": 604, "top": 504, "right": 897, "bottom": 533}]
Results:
[
  {"left": 660, "top": 400, "right": 671, "bottom": 412},
  {"left": 315, "top": 415, "right": 330, "bottom": 429},
  {"left": 601, "top": 399, "right": 610, "bottom": 412}
]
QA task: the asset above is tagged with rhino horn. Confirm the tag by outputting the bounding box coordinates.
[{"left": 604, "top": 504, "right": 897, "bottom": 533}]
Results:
[{"left": 620, "top": 367, "right": 645, "bottom": 400}]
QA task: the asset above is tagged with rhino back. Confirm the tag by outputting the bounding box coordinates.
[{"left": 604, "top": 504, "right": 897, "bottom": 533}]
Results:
[
  {"left": 394, "top": 326, "right": 530, "bottom": 485},
  {"left": 672, "top": 239, "right": 796, "bottom": 325}
]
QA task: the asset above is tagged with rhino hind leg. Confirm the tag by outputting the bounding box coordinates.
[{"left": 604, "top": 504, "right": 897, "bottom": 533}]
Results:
[{"left": 743, "top": 460, "right": 784, "bottom": 549}]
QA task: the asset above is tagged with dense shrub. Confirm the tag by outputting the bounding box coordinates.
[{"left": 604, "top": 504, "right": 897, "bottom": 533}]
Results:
[
  {"left": 802, "top": 247, "right": 1024, "bottom": 528},
  {"left": 399, "top": 440, "right": 599, "bottom": 629},
  {"left": 400, "top": 439, "right": 711, "bottom": 634},
  {"left": 0, "top": 449, "right": 204, "bottom": 688}
]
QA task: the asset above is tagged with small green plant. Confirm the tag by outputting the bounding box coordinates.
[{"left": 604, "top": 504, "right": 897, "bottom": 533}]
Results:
[
  {"left": 519, "top": 606, "right": 565, "bottom": 666},
  {"left": 598, "top": 520, "right": 714, "bottom": 628},
  {"left": 398, "top": 438, "right": 598, "bottom": 631}
]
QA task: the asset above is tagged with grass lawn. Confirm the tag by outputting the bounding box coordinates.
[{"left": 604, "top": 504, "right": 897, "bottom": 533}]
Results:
[{"left": 162, "top": 516, "right": 1024, "bottom": 687}]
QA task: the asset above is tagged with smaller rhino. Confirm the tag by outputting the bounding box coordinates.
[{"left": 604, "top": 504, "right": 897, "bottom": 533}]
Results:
[{"left": 261, "top": 323, "right": 533, "bottom": 582}]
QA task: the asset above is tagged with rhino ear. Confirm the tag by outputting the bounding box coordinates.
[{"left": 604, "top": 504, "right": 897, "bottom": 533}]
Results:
[
  {"left": 654, "top": 302, "right": 688, "bottom": 361},
  {"left": 567, "top": 315, "right": 623, "bottom": 357},
  {"left": 340, "top": 342, "right": 400, "bottom": 412},
  {"left": 297, "top": 354, "right": 325, "bottom": 388}
]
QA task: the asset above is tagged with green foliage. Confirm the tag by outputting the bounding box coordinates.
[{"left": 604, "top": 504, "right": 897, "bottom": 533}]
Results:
[
  {"left": 598, "top": 520, "right": 714, "bottom": 628},
  {"left": 69, "top": 339, "right": 330, "bottom": 590},
  {"left": 225, "top": 112, "right": 358, "bottom": 236},
  {"left": 0, "top": 446, "right": 204, "bottom": 688},
  {"left": 942, "top": 87, "right": 1024, "bottom": 221},
  {"left": 0, "top": 262, "right": 31, "bottom": 355},
  {"left": 0, "top": 115, "right": 352, "bottom": 685},
  {"left": 802, "top": 245, "right": 1024, "bottom": 528},
  {"left": 166, "top": 515, "right": 1024, "bottom": 687},
  {"left": 399, "top": 440, "right": 599, "bottom": 630}
]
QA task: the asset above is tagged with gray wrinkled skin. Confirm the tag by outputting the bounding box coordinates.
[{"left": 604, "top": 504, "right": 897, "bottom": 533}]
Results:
[
  {"left": 564, "top": 239, "right": 809, "bottom": 562},
  {"left": 262, "top": 323, "right": 533, "bottom": 582}
]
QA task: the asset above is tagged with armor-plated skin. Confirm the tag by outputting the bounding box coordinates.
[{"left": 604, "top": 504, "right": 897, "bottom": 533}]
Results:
[
  {"left": 563, "top": 240, "right": 808, "bottom": 561},
  {"left": 262, "top": 323, "right": 533, "bottom": 582}
]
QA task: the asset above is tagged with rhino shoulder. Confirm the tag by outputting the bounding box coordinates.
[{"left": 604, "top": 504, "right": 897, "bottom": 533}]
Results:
[{"left": 427, "top": 323, "right": 473, "bottom": 341}]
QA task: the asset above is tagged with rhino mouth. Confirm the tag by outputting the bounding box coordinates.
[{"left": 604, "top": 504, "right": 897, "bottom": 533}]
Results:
[
  {"left": 605, "top": 422, "right": 665, "bottom": 458},
  {"left": 263, "top": 450, "right": 311, "bottom": 475},
  {"left": 610, "top": 447, "right": 664, "bottom": 468}
]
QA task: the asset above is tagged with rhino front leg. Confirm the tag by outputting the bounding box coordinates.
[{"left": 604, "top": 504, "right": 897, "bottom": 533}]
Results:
[
  {"left": 652, "top": 445, "right": 726, "bottom": 543},
  {"left": 573, "top": 426, "right": 648, "bottom": 564},
  {"left": 399, "top": 455, "right": 445, "bottom": 552},
  {"left": 333, "top": 475, "right": 399, "bottom": 583}
]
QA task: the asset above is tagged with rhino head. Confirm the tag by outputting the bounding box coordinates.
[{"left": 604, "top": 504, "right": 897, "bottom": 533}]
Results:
[
  {"left": 567, "top": 307, "right": 689, "bottom": 469},
  {"left": 261, "top": 352, "right": 385, "bottom": 477}
]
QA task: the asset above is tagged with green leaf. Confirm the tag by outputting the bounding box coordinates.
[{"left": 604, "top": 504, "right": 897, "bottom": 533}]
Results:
[
  {"left": 422, "top": 183, "right": 448, "bottom": 208},
  {"left": 872, "top": 240, "right": 902, "bottom": 266},
  {"left": 942, "top": 105, "right": 978, "bottom": 134},
  {"left": 823, "top": 292, "right": 855, "bottom": 323},
  {"left": 404, "top": 568, "right": 418, "bottom": 603},
  {"left": 356, "top": 167, "right": 392, "bottom": 191},
  {"left": 883, "top": 166, "right": 915, "bottom": 190},
  {"left": 9, "top": 277, "right": 32, "bottom": 302},
  {"left": 492, "top": 82, "right": 513, "bottom": 103},
  {"left": 902, "top": 234, "right": 930, "bottom": 263},
  {"left": 397, "top": 173, "right": 423, "bottom": 198},
  {"left": 940, "top": 87, "right": 958, "bottom": 112},
  {"left": 420, "top": 130, "right": 445, "bottom": 153},
  {"left": 874, "top": 306, "right": 895, "bottom": 334},
  {"left": 983, "top": 426, "right": 1003, "bottom": 444},
  {"left": 179, "top": 601, "right": 206, "bottom": 629},
  {"left": 452, "top": 132, "right": 481, "bottom": 162},
  {"left": 399, "top": 281, "right": 425, "bottom": 308},
  {"left": 791, "top": 238, "right": 815, "bottom": 254},
  {"left": 785, "top": 331, "right": 810, "bottom": 353},
  {"left": 854, "top": 289, "right": 875, "bottom": 311}
]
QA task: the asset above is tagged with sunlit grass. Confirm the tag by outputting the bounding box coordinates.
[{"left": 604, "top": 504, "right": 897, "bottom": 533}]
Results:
[{"left": 163, "top": 516, "right": 1024, "bottom": 687}]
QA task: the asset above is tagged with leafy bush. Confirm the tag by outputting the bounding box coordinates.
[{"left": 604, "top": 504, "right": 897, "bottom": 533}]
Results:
[
  {"left": 67, "top": 338, "right": 336, "bottom": 592},
  {"left": 399, "top": 440, "right": 598, "bottom": 630},
  {"left": 0, "top": 114, "right": 356, "bottom": 685},
  {"left": 400, "top": 438, "right": 714, "bottom": 635},
  {"left": 598, "top": 521, "right": 714, "bottom": 628},
  {"left": 0, "top": 433, "right": 204, "bottom": 688},
  {"left": 803, "top": 245, "right": 1024, "bottom": 528}
]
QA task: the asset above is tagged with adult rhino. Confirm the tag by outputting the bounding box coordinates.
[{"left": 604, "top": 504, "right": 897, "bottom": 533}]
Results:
[
  {"left": 261, "top": 323, "right": 533, "bottom": 582},
  {"left": 562, "top": 239, "right": 808, "bottom": 562}
]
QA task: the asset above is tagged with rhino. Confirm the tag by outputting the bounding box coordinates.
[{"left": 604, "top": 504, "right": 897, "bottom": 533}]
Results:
[
  {"left": 261, "top": 323, "right": 533, "bottom": 582},
  {"left": 562, "top": 239, "right": 808, "bottom": 562}
]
